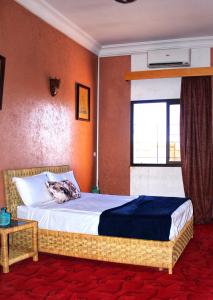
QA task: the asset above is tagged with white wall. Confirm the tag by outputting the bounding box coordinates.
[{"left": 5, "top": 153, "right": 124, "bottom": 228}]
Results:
[
  {"left": 131, "top": 167, "right": 185, "bottom": 197},
  {"left": 130, "top": 47, "right": 210, "bottom": 196}
]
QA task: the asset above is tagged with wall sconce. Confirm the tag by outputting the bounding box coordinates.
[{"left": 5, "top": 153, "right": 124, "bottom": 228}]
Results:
[{"left": 49, "top": 77, "right": 60, "bottom": 97}]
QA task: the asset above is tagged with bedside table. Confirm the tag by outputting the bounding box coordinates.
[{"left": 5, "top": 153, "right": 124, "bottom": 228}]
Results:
[{"left": 0, "top": 219, "right": 38, "bottom": 273}]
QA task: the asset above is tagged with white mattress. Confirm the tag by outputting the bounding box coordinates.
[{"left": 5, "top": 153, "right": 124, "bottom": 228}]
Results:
[{"left": 17, "top": 192, "right": 193, "bottom": 241}]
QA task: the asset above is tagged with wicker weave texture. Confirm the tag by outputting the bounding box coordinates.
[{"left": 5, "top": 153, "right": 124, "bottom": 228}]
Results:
[
  {"left": 172, "top": 218, "right": 193, "bottom": 266},
  {"left": 38, "top": 218, "right": 192, "bottom": 272},
  {"left": 3, "top": 165, "right": 193, "bottom": 274},
  {"left": 0, "top": 219, "right": 38, "bottom": 273},
  {"left": 10, "top": 230, "right": 33, "bottom": 248}
]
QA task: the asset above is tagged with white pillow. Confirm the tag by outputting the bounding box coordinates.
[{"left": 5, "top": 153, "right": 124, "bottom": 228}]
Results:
[
  {"left": 46, "top": 171, "right": 80, "bottom": 192},
  {"left": 13, "top": 172, "right": 52, "bottom": 206}
]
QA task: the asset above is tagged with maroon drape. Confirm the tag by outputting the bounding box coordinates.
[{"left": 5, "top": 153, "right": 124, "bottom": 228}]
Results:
[{"left": 180, "top": 76, "right": 213, "bottom": 223}]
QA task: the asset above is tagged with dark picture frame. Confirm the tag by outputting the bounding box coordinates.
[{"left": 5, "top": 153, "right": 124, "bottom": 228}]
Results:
[
  {"left": 75, "top": 83, "right": 90, "bottom": 121},
  {"left": 0, "top": 55, "right": 6, "bottom": 110}
]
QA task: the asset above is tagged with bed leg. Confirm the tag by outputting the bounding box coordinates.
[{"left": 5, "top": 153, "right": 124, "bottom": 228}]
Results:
[{"left": 168, "top": 268, "right": 173, "bottom": 275}]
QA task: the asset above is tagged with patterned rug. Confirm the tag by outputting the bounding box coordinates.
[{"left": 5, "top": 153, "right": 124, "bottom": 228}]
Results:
[{"left": 0, "top": 224, "right": 213, "bottom": 300}]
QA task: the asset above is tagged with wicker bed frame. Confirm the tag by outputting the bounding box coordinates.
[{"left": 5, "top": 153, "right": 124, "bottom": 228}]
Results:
[{"left": 3, "top": 165, "right": 193, "bottom": 274}]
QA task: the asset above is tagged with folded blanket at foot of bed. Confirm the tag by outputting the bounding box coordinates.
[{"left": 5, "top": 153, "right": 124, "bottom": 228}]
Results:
[{"left": 98, "top": 195, "right": 188, "bottom": 241}]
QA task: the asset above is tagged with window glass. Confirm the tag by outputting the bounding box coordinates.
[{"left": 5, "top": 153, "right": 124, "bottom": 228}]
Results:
[
  {"left": 131, "top": 100, "right": 180, "bottom": 165},
  {"left": 169, "top": 104, "right": 180, "bottom": 162},
  {"left": 133, "top": 102, "right": 166, "bottom": 164}
]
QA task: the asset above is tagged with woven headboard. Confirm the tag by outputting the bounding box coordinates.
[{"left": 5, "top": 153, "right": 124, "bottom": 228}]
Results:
[{"left": 3, "top": 165, "right": 69, "bottom": 218}]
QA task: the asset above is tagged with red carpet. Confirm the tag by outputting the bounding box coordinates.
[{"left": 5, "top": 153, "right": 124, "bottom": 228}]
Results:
[{"left": 0, "top": 224, "right": 213, "bottom": 300}]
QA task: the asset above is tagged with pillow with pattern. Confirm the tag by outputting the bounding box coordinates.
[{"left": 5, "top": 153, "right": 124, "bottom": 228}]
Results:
[{"left": 45, "top": 180, "right": 81, "bottom": 204}]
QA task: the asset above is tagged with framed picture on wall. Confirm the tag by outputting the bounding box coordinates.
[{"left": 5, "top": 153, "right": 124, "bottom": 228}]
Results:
[
  {"left": 0, "top": 55, "right": 6, "bottom": 110},
  {"left": 75, "top": 83, "right": 90, "bottom": 121}
]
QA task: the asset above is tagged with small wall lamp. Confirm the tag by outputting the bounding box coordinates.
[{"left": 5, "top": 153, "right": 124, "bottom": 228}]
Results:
[{"left": 49, "top": 77, "right": 60, "bottom": 97}]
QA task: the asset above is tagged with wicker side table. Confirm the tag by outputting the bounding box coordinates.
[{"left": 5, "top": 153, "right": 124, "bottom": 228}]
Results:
[{"left": 0, "top": 219, "right": 38, "bottom": 273}]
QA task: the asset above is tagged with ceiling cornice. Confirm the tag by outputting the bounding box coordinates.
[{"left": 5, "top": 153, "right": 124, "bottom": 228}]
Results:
[
  {"left": 14, "top": 0, "right": 213, "bottom": 57},
  {"left": 99, "top": 36, "right": 213, "bottom": 57},
  {"left": 15, "top": 0, "right": 101, "bottom": 55}
]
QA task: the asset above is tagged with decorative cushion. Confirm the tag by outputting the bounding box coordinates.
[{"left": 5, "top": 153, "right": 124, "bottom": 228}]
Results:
[
  {"left": 46, "top": 171, "right": 80, "bottom": 192},
  {"left": 13, "top": 172, "right": 52, "bottom": 206},
  {"left": 45, "top": 180, "right": 81, "bottom": 204}
]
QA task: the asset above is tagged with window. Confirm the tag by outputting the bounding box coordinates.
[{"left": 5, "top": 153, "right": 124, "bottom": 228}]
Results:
[{"left": 131, "top": 99, "right": 180, "bottom": 166}]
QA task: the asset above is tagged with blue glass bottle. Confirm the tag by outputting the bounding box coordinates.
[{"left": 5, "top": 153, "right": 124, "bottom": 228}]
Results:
[{"left": 0, "top": 207, "right": 11, "bottom": 226}]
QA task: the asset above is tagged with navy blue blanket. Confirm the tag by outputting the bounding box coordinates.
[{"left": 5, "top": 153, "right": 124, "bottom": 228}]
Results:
[{"left": 98, "top": 195, "right": 188, "bottom": 241}]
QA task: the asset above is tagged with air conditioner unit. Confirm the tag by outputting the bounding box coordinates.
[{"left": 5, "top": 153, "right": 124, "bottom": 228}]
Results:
[{"left": 147, "top": 48, "right": 191, "bottom": 68}]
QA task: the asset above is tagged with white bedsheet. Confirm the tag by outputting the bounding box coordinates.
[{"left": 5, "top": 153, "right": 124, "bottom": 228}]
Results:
[{"left": 17, "top": 193, "right": 193, "bottom": 241}]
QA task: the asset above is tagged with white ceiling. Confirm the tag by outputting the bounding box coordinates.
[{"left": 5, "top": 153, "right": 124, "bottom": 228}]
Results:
[
  {"left": 45, "top": 0, "right": 213, "bottom": 45},
  {"left": 16, "top": 0, "right": 213, "bottom": 55}
]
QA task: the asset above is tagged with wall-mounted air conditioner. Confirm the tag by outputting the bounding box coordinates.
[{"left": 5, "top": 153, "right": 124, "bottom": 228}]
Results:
[{"left": 147, "top": 48, "right": 191, "bottom": 68}]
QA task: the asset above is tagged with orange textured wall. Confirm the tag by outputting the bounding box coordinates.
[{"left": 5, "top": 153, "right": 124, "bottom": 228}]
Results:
[
  {"left": 0, "top": 0, "right": 97, "bottom": 206},
  {"left": 99, "top": 56, "right": 131, "bottom": 195}
]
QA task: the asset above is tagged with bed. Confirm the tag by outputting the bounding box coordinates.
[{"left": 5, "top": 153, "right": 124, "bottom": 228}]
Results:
[{"left": 3, "top": 165, "right": 193, "bottom": 274}]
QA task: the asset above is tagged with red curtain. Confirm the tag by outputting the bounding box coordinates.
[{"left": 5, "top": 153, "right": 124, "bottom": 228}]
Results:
[{"left": 180, "top": 76, "right": 213, "bottom": 223}]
